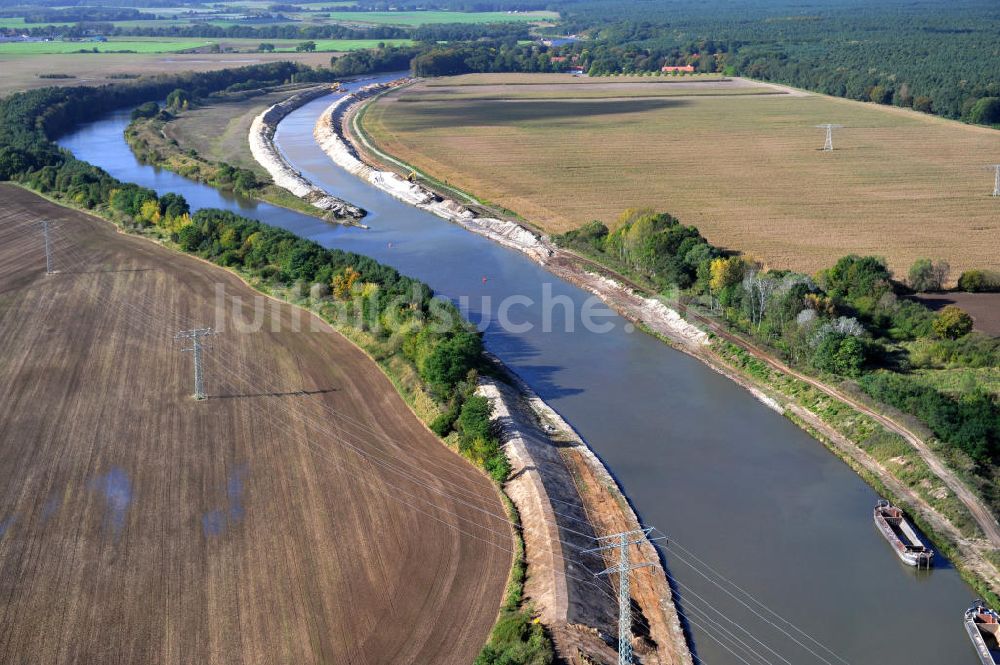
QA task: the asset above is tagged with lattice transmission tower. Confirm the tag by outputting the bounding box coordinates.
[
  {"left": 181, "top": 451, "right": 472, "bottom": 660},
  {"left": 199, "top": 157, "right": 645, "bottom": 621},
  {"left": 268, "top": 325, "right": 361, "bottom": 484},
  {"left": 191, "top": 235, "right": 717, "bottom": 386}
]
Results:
[
  {"left": 175, "top": 328, "right": 216, "bottom": 399},
  {"left": 584, "top": 528, "right": 664, "bottom": 665},
  {"left": 815, "top": 123, "right": 843, "bottom": 151},
  {"left": 41, "top": 220, "right": 53, "bottom": 274}
]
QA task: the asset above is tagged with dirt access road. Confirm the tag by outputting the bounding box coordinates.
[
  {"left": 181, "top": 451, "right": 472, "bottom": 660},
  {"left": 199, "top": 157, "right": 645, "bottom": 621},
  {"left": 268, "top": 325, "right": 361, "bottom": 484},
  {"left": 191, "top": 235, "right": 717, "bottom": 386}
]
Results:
[{"left": 0, "top": 185, "right": 510, "bottom": 665}]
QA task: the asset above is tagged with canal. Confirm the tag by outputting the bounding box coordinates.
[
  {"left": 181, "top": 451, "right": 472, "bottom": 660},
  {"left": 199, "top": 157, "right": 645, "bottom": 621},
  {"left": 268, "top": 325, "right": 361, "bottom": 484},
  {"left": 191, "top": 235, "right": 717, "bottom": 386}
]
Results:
[{"left": 57, "top": 76, "right": 977, "bottom": 664}]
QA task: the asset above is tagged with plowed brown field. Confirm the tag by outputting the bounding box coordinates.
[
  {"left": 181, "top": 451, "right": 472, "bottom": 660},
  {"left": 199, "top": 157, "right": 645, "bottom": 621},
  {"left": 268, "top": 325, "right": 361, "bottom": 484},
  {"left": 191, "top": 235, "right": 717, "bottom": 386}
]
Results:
[{"left": 0, "top": 185, "right": 510, "bottom": 665}]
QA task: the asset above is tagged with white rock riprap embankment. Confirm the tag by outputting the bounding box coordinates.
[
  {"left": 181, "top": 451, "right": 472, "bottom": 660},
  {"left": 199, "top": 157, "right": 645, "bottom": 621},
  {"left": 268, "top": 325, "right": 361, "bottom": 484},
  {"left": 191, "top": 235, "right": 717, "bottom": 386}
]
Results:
[
  {"left": 316, "top": 81, "right": 713, "bottom": 350},
  {"left": 586, "top": 273, "right": 709, "bottom": 348},
  {"left": 248, "top": 84, "right": 365, "bottom": 223},
  {"left": 317, "top": 83, "right": 694, "bottom": 363},
  {"left": 479, "top": 372, "right": 693, "bottom": 665},
  {"left": 313, "top": 83, "right": 553, "bottom": 262}
]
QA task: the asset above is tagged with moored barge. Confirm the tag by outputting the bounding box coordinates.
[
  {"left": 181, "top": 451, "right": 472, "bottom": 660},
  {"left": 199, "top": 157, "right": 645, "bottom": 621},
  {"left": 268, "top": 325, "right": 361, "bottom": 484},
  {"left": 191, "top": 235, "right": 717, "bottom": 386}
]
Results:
[
  {"left": 965, "top": 600, "right": 1000, "bottom": 664},
  {"left": 873, "top": 500, "right": 933, "bottom": 568}
]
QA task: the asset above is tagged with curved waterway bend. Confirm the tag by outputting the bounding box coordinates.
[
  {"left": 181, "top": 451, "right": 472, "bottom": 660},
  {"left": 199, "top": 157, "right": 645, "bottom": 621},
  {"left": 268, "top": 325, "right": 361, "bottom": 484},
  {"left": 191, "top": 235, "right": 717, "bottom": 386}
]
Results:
[{"left": 59, "top": 79, "right": 976, "bottom": 664}]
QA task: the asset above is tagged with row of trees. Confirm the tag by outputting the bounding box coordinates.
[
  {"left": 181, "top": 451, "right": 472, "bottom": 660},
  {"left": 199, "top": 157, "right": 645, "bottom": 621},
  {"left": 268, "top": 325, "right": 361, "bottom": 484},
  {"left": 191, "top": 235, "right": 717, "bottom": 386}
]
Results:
[
  {"left": 329, "top": 44, "right": 422, "bottom": 77},
  {"left": 555, "top": 209, "right": 716, "bottom": 290},
  {"left": 556, "top": 211, "right": 1000, "bottom": 467},
  {"left": 0, "top": 61, "right": 308, "bottom": 180},
  {"left": 412, "top": 40, "right": 563, "bottom": 77}
]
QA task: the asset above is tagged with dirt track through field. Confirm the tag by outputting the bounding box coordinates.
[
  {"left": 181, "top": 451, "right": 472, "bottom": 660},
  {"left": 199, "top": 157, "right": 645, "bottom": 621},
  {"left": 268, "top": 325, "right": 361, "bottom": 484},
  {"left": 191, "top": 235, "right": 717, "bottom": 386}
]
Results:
[{"left": 0, "top": 185, "right": 510, "bottom": 665}]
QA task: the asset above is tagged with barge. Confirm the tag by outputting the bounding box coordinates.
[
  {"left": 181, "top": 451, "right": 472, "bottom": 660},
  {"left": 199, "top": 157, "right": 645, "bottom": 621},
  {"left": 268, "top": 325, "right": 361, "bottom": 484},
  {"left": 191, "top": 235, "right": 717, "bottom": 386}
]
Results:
[
  {"left": 965, "top": 601, "right": 1000, "bottom": 664},
  {"left": 873, "top": 500, "right": 933, "bottom": 568}
]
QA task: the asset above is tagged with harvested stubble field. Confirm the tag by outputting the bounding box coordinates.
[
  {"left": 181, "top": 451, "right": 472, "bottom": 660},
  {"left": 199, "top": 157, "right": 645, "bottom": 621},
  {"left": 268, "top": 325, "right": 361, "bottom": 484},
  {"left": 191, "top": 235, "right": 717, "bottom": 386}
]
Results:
[
  {"left": 0, "top": 185, "right": 510, "bottom": 664},
  {"left": 0, "top": 51, "right": 333, "bottom": 97},
  {"left": 363, "top": 74, "right": 1000, "bottom": 278},
  {"left": 413, "top": 73, "right": 770, "bottom": 100}
]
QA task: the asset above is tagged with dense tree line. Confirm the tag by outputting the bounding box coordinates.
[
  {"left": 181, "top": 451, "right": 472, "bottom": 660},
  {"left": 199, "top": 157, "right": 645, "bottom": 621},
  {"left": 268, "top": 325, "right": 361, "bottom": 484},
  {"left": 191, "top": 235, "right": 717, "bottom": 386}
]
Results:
[
  {"left": 349, "top": 0, "right": 551, "bottom": 9},
  {"left": 556, "top": 209, "right": 716, "bottom": 290},
  {"left": 411, "top": 21, "right": 530, "bottom": 42},
  {"left": 0, "top": 61, "right": 307, "bottom": 178},
  {"left": 412, "top": 40, "right": 558, "bottom": 76},
  {"left": 100, "top": 22, "right": 408, "bottom": 40},
  {"left": 329, "top": 44, "right": 422, "bottom": 77},
  {"left": 959, "top": 270, "right": 1000, "bottom": 293},
  {"left": 0, "top": 0, "right": 185, "bottom": 6},
  {"left": 0, "top": 7, "right": 154, "bottom": 22},
  {"left": 555, "top": 210, "right": 1000, "bottom": 472},
  {"left": 860, "top": 373, "right": 1000, "bottom": 464},
  {"left": 14, "top": 18, "right": 532, "bottom": 46}
]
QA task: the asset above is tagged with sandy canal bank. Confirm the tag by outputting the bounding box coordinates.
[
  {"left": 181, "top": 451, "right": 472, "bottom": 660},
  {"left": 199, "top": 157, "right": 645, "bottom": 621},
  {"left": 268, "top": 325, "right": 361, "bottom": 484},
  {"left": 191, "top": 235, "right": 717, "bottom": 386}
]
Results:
[
  {"left": 480, "top": 375, "right": 692, "bottom": 665},
  {"left": 313, "top": 81, "right": 555, "bottom": 263},
  {"left": 248, "top": 84, "right": 366, "bottom": 223}
]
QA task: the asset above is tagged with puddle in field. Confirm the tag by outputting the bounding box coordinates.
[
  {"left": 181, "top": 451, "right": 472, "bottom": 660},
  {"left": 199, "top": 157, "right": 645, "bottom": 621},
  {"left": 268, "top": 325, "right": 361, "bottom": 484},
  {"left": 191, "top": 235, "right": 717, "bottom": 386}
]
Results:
[
  {"left": 92, "top": 466, "right": 131, "bottom": 536},
  {"left": 202, "top": 464, "right": 249, "bottom": 537}
]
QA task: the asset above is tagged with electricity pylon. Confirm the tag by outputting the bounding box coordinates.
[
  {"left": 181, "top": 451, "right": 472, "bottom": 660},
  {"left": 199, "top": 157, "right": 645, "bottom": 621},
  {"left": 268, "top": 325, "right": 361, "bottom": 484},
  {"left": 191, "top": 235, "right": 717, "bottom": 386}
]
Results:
[
  {"left": 815, "top": 123, "right": 843, "bottom": 151},
  {"left": 175, "top": 328, "right": 215, "bottom": 399},
  {"left": 584, "top": 527, "right": 665, "bottom": 665},
  {"left": 41, "top": 220, "right": 53, "bottom": 274}
]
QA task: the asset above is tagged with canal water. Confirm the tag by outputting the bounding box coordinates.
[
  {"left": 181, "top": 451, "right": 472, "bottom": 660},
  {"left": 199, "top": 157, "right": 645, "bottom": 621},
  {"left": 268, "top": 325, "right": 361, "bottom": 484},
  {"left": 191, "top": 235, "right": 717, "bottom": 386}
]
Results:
[{"left": 57, "top": 77, "right": 978, "bottom": 664}]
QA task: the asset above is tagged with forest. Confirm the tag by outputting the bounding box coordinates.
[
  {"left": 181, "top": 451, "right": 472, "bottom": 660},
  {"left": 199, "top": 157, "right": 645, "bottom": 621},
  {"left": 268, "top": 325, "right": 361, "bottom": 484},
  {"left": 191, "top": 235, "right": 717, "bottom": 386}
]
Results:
[
  {"left": 564, "top": 0, "right": 1000, "bottom": 124},
  {"left": 366, "top": 0, "right": 1000, "bottom": 126},
  {"left": 381, "top": 0, "right": 1000, "bottom": 125},
  {"left": 5, "top": 0, "right": 998, "bottom": 124}
]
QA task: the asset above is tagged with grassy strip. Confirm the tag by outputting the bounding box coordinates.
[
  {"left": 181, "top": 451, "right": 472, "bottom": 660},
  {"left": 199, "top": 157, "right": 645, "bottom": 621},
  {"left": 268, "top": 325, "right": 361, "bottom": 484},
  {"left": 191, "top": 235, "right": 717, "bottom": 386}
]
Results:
[
  {"left": 124, "top": 113, "right": 326, "bottom": 220},
  {"left": 475, "top": 493, "right": 554, "bottom": 665}
]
